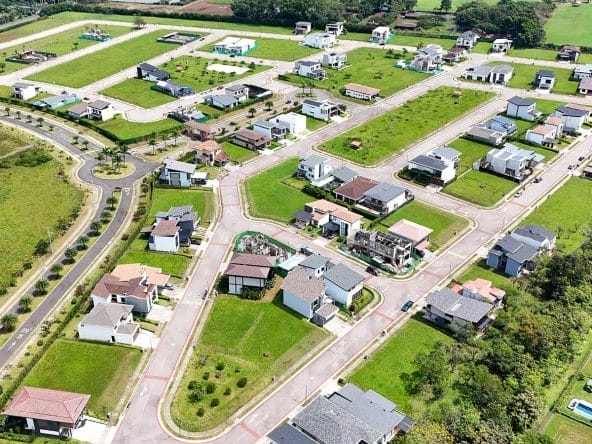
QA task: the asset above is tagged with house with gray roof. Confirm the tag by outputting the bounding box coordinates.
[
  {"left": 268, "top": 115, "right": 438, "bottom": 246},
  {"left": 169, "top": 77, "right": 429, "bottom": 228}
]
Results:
[
  {"left": 77, "top": 303, "right": 139, "bottom": 345},
  {"left": 554, "top": 105, "right": 590, "bottom": 133},
  {"left": 361, "top": 182, "right": 410, "bottom": 215},
  {"left": 297, "top": 154, "right": 333, "bottom": 186},
  {"left": 456, "top": 30, "right": 480, "bottom": 49},
  {"left": 331, "top": 166, "right": 358, "bottom": 186},
  {"left": 271, "top": 383, "right": 413, "bottom": 444},
  {"left": 159, "top": 160, "right": 196, "bottom": 187},
  {"left": 293, "top": 60, "right": 326, "bottom": 80},
  {"left": 535, "top": 70, "right": 556, "bottom": 90},
  {"left": 484, "top": 115, "right": 518, "bottom": 137},
  {"left": 12, "top": 82, "right": 38, "bottom": 100},
  {"left": 464, "top": 64, "right": 513, "bottom": 84},
  {"left": 425, "top": 287, "right": 497, "bottom": 335},
  {"left": 33, "top": 94, "right": 79, "bottom": 110},
  {"left": 506, "top": 96, "right": 541, "bottom": 121},
  {"left": 204, "top": 93, "right": 239, "bottom": 110},
  {"left": 571, "top": 63, "right": 592, "bottom": 80},
  {"left": 301, "top": 98, "right": 340, "bottom": 121},
  {"left": 408, "top": 154, "right": 456, "bottom": 186},
  {"left": 299, "top": 254, "right": 333, "bottom": 277},
  {"left": 155, "top": 206, "right": 199, "bottom": 245},
  {"left": 323, "top": 263, "right": 364, "bottom": 307},
  {"left": 481, "top": 143, "right": 544, "bottom": 181},
  {"left": 466, "top": 125, "right": 506, "bottom": 146}
]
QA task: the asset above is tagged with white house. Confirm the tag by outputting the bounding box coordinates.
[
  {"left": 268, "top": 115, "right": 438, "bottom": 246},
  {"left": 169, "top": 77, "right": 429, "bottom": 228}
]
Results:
[
  {"left": 361, "top": 182, "right": 409, "bottom": 215},
  {"left": 253, "top": 120, "right": 289, "bottom": 141},
  {"left": 571, "top": 64, "right": 592, "bottom": 81},
  {"left": 492, "top": 38, "right": 512, "bottom": 53},
  {"left": 543, "top": 116, "right": 564, "bottom": 137},
  {"left": 87, "top": 100, "right": 117, "bottom": 121},
  {"left": 535, "top": 70, "right": 556, "bottom": 90},
  {"left": 464, "top": 64, "right": 513, "bottom": 84},
  {"left": 371, "top": 26, "right": 390, "bottom": 43},
  {"left": 298, "top": 154, "right": 333, "bottom": 182},
  {"left": 294, "top": 21, "right": 312, "bottom": 35},
  {"left": 410, "top": 45, "right": 443, "bottom": 73},
  {"left": 482, "top": 143, "right": 544, "bottom": 181},
  {"left": 323, "top": 263, "right": 364, "bottom": 307},
  {"left": 159, "top": 159, "right": 196, "bottom": 187},
  {"left": 206, "top": 93, "right": 239, "bottom": 110},
  {"left": 511, "top": 224, "right": 556, "bottom": 251},
  {"left": 91, "top": 269, "right": 160, "bottom": 314},
  {"left": 579, "top": 77, "right": 592, "bottom": 95},
  {"left": 303, "top": 32, "right": 336, "bottom": 49},
  {"left": 456, "top": 30, "right": 479, "bottom": 49},
  {"left": 225, "top": 84, "right": 249, "bottom": 101},
  {"left": 328, "top": 207, "right": 362, "bottom": 237},
  {"left": 325, "top": 22, "right": 345, "bottom": 36},
  {"left": 525, "top": 124, "right": 557, "bottom": 147},
  {"left": 77, "top": 303, "right": 139, "bottom": 345},
  {"left": 301, "top": 98, "right": 340, "bottom": 121},
  {"left": 214, "top": 37, "right": 256, "bottom": 55},
  {"left": 506, "top": 96, "right": 541, "bottom": 121},
  {"left": 408, "top": 154, "right": 456, "bottom": 185},
  {"left": 554, "top": 105, "right": 590, "bottom": 133},
  {"left": 293, "top": 60, "right": 326, "bottom": 80},
  {"left": 282, "top": 266, "right": 325, "bottom": 319},
  {"left": 12, "top": 82, "right": 37, "bottom": 100},
  {"left": 344, "top": 83, "right": 380, "bottom": 101},
  {"left": 321, "top": 51, "right": 347, "bottom": 69},
  {"left": 269, "top": 112, "right": 306, "bottom": 135},
  {"left": 149, "top": 220, "right": 180, "bottom": 253}
]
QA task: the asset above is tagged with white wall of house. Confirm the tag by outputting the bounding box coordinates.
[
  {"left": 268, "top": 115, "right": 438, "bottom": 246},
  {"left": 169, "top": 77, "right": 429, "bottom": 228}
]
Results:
[
  {"left": 559, "top": 114, "right": 586, "bottom": 131},
  {"left": 114, "top": 329, "right": 136, "bottom": 345},
  {"left": 507, "top": 103, "right": 536, "bottom": 121},
  {"left": 149, "top": 234, "right": 179, "bottom": 253},
  {"left": 253, "top": 123, "right": 274, "bottom": 139},
  {"left": 408, "top": 162, "right": 456, "bottom": 183},
  {"left": 324, "top": 279, "right": 362, "bottom": 306},
  {"left": 13, "top": 85, "right": 37, "bottom": 100},
  {"left": 382, "top": 193, "right": 407, "bottom": 214},
  {"left": 271, "top": 113, "right": 306, "bottom": 135},
  {"left": 77, "top": 323, "right": 116, "bottom": 343},
  {"left": 283, "top": 290, "right": 315, "bottom": 318},
  {"left": 162, "top": 170, "right": 191, "bottom": 187},
  {"left": 344, "top": 89, "right": 375, "bottom": 101}
]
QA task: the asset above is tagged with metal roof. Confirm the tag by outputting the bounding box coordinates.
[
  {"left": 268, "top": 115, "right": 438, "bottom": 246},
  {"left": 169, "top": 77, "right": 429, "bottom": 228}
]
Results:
[
  {"left": 427, "top": 288, "right": 494, "bottom": 323},
  {"left": 323, "top": 263, "right": 364, "bottom": 291}
]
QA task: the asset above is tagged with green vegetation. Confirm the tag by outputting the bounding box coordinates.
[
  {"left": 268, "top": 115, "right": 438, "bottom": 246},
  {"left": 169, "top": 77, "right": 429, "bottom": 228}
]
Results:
[
  {"left": 523, "top": 177, "right": 592, "bottom": 252},
  {"left": 149, "top": 188, "right": 214, "bottom": 223},
  {"left": 543, "top": 414, "right": 592, "bottom": 444},
  {"left": 0, "top": 146, "right": 83, "bottom": 292},
  {"left": 221, "top": 141, "right": 258, "bottom": 163},
  {"left": 23, "top": 339, "right": 141, "bottom": 419},
  {"left": 205, "top": 36, "right": 319, "bottom": 61},
  {"left": 545, "top": 4, "right": 592, "bottom": 47},
  {"left": 449, "top": 138, "right": 493, "bottom": 175},
  {"left": 0, "top": 124, "right": 35, "bottom": 157},
  {"left": 306, "top": 116, "right": 327, "bottom": 131},
  {"left": 281, "top": 47, "right": 427, "bottom": 99},
  {"left": 0, "top": 24, "right": 131, "bottom": 75},
  {"left": 118, "top": 250, "right": 191, "bottom": 278},
  {"left": 378, "top": 201, "right": 468, "bottom": 249},
  {"left": 491, "top": 62, "right": 577, "bottom": 96},
  {"left": 93, "top": 116, "right": 182, "bottom": 143},
  {"left": 101, "top": 79, "right": 175, "bottom": 108},
  {"left": 509, "top": 48, "right": 592, "bottom": 64},
  {"left": 171, "top": 295, "right": 327, "bottom": 431},
  {"left": 319, "top": 87, "right": 494, "bottom": 165},
  {"left": 457, "top": 259, "right": 513, "bottom": 290},
  {"left": 245, "top": 158, "right": 310, "bottom": 223},
  {"left": 27, "top": 30, "right": 182, "bottom": 87},
  {"left": 443, "top": 169, "right": 517, "bottom": 207}
]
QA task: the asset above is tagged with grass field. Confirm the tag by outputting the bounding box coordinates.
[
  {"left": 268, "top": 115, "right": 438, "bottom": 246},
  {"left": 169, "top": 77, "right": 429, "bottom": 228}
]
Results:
[
  {"left": 101, "top": 78, "right": 175, "bottom": 108},
  {"left": 522, "top": 177, "right": 592, "bottom": 252},
  {"left": 0, "top": 147, "right": 84, "bottom": 291},
  {"left": 281, "top": 47, "right": 427, "bottom": 100},
  {"left": 509, "top": 48, "right": 592, "bottom": 65},
  {"left": 349, "top": 318, "right": 454, "bottom": 413},
  {"left": 245, "top": 158, "right": 310, "bottom": 223},
  {"left": 205, "top": 36, "right": 320, "bottom": 61},
  {"left": 456, "top": 258, "right": 513, "bottom": 289},
  {"left": 221, "top": 141, "right": 258, "bottom": 163},
  {"left": 0, "top": 24, "right": 131, "bottom": 75},
  {"left": 443, "top": 169, "right": 517, "bottom": 207},
  {"left": 118, "top": 250, "right": 191, "bottom": 277},
  {"left": 171, "top": 295, "right": 327, "bottom": 431},
  {"left": 378, "top": 201, "right": 468, "bottom": 249},
  {"left": 149, "top": 188, "right": 215, "bottom": 223},
  {"left": 545, "top": 4, "right": 592, "bottom": 47},
  {"left": 27, "top": 30, "right": 181, "bottom": 87},
  {"left": 544, "top": 414, "right": 592, "bottom": 443},
  {"left": 23, "top": 339, "right": 142, "bottom": 419},
  {"left": 0, "top": 124, "right": 35, "bottom": 157},
  {"left": 93, "top": 116, "right": 183, "bottom": 142},
  {"left": 318, "top": 87, "right": 494, "bottom": 165},
  {"left": 448, "top": 138, "right": 494, "bottom": 175},
  {"left": 491, "top": 62, "right": 578, "bottom": 96}
]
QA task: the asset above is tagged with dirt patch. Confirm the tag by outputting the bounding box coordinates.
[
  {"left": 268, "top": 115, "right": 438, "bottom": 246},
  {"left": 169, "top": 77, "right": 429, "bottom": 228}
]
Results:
[{"left": 260, "top": 276, "right": 283, "bottom": 303}]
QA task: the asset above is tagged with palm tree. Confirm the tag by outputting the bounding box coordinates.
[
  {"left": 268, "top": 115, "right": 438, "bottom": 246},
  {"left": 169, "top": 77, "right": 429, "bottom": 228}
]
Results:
[
  {"left": 101, "top": 146, "right": 111, "bottom": 165},
  {"left": 160, "top": 132, "right": 168, "bottom": 151},
  {"left": 112, "top": 153, "right": 122, "bottom": 172},
  {"left": 171, "top": 128, "right": 181, "bottom": 145},
  {"left": 50, "top": 263, "right": 63, "bottom": 278},
  {"left": 4, "top": 106, "right": 9, "bottom": 116},
  {"left": 90, "top": 220, "right": 102, "bottom": 235},
  {"left": 72, "top": 134, "right": 79, "bottom": 145},
  {"left": 265, "top": 100, "right": 273, "bottom": 111},
  {"left": 36, "top": 116, "right": 44, "bottom": 127},
  {"left": 82, "top": 140, "right": 89, "bottom": 150},
  {"left": 1, "top": 313, "right": 17, "bottom": 331},
  {"left": 77, "top": 235, "right": 89, "bottom": 249},
  {"left": 35, "top": 279, "right": 49, "bottom": 295},
  {"left": 148, "top": 137, "right": 157, "bottom": 155},
  {"left": 119, "top": 142, "right": 129, "bottom": 165},
  {"left": 248, "top": 107, "right": 256, "bottom": 118},
  {"left": 15, "top": 110, "right": 20, "bottom": 120},
  {"left": 64, "top": 247, "right": 77, "bottom": 263},
  {"left": 18, "top": 296, "right": 32, "bottom": 313}
]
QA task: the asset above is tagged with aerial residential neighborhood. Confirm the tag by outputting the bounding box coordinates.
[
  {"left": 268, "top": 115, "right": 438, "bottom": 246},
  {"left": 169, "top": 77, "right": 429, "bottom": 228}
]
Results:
[{"left": 1, "top": 0, "right": 592, "bottom": 443}]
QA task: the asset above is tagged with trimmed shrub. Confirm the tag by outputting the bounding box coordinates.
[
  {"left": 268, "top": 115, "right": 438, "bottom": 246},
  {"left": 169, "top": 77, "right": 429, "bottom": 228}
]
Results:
[{"left": 237, "top": 377, "right": 248, "bottom": 388}]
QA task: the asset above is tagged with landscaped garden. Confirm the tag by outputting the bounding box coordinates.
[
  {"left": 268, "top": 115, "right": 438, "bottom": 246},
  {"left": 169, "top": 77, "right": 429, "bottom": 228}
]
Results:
[
  {"left": 318, "top": 87, "right": 494, "bottom": 165},
  {"left": 170, "top": 294, "right": 327, "bottom": 431},
  {"left": 27, "top": 30, "right": 183, "bottom": 88},
  {"left": 22, "top": 339, "right": 142, "bottom": 419},
  {"left": 204, "top": 36, "right": 320, "bottom": 61}
]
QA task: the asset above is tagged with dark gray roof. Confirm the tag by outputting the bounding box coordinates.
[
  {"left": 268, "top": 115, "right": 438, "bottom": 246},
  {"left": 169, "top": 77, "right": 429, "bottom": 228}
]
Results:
[
  {"left": 13, "top": 82, "right": 33, "bottom": 88},
  {"left": 468, "top": 65, "right": 493, "bottom": 78},
  {"left": 268, "top": 424, "right": 316, "bottom": 444},
  {"left": 151, "top": 69, "right": 170, "bottom": 80},
  {"left": 42, "top": 94, "right": 77, "bottom": 107},
  {"left": 427, "top": 288, "right": 494, "bottom": 323},
  {"left": 299, "top": 254, "right": 331, "bottom": 270},
  {"left": 323, "top": 263, "right": 364, "bottom": 291},
  {"left": 163, "top": 159, "right": 196, "bottom": 174},
  {"left": 297, "top": 60, "right": 319, "bottom": 67},
  {"left": 409, "top": 154, "right": 448, "bottom": 172},
  {"left": 492, "top": 64, "right": 513, "bottom": 75},
  {"left": 88, "top": 100, "right": 110, "bottom": 110},
  {"left": 303, "top": 98, "right": 323, "bottom": 107},
  {"left": 363, "top": 182, "right": 406, "bottom": 202},
  {"left": 495, "top": 233, "right": 539, "bottom": 264},
  {"left": 508, "top": 96, "right": 536, "bottom": 107},
  {"left": 332, "top": 166, "right": 358, "bottom": 183},
  {"left": 139, "top": 62, "right": 156, "bottom": 71},
  {"left": 293, "top": 210, "right": 313, "bottom": 223},
  {"left": 513, "top": 224, "right": 556, "bottom": 243},
  {"left": 536, "top": 70, "right": 555, "bottom": 78},
  {"left": 225, "top": 84, "right": 247, "bottom": 92},
  {"left": 168, "top": 205, "right": 193, "bottom": 217},
  {"left": 211, "top": 94, "right": 238, "bottom": 106},
  {"left": 557, "top": 106, "right": 588, "bottom": 117},
  {"left": 300, "top": 154, "right": 328, "bottom": 168},
  {"left": 490, "top": 115, "right": 517, "bottom": 129}
]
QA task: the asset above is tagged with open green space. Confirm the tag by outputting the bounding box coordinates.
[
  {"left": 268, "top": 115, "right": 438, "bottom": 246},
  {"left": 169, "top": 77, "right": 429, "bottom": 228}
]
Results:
[
  {"left": 443, "top": 169, "right": 517, "bottom": 207},
  {"left": 0, "top": 124, "right": 35, "bottom": 157},
  {"left": 221, "top": 141, "right": 258, "bottom": 163},
  {"left": 281, "top": 47, "right": 427, "bottom": 100},
  {"left": 101, "top": 78, "right": 175, "bottom": 108},
  {"left": 378, "top": 201, "right": 467, "bottom": 249},
  {"left": 244, "top": 158, "right": 310, "bottom": 223},
  {"left": 544, "top": 414, "right": 592, "bottom": 444},
  {"left": 118, "top": 250, "right": 191, "bottom": 278},
  {"left": 449, "top": 137, "right": 494, "bottom": 175},
  {"left": 509, "top": 48, "right": 592, "bottom": 64},
  {"left": 545, "top": 4, "right": 592, "bottom": 47},
  {"left": 149, "top": 187, "right": 214, "bottom": 223},
  {"left": 349, "top": 318, "right": 454, "bottom": 413},
  {"left": 27, "top": 30, "right": 181, "bottom": 88},
  {"left": 205, "top": 36, "right": 320, "bottom": 61},
  {"left": 530, "top": 97, "right": 566, "bottom": 116},
  {"left": 456, "top": 258, "right": 513, "bottom": 290},
  {"left": 171, "top": 295, "right": 327, "bottom": 431},
  {"left": 0, "top": 146, "right": 83, "bottom": 291},
  {"left": 523, "top": 177, "right": 592, "bottom": 252},
  {"left": 93, "top": 116, "right": 182, "bottom": 143},
  {"left": 22, "top": 339, "right": 142, "bottom": 419},
  {"left": 491, "top": 62, "right": 577, "bottom": 96},
  {"left": 306, "top": 116, "right": 327, "bottom": 131},
  {"left": 511, "top": 140, "right": 559, "bottom": 162},
  {"left": 319, "top": 87, "right": 494, "bottom": 165}
]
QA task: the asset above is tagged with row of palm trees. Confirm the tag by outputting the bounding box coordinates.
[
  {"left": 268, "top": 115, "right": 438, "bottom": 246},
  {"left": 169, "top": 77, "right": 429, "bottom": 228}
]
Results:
[
  {"left": 97, "top": 142, "right": 129, "bottom": 172},
  {"left": 146, "top": 128, "right": 182, "bottom": 156}
]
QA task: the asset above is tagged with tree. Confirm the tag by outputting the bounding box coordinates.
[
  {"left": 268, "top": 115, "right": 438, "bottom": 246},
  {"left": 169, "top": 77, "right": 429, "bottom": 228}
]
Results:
[
  {"left": 90, "top": 220, "right": 102, "bottom": 235},
  {"left": 412, "top": 344, "right": 450, "bottom": 398},
  {"left": 118, "top": 143, "right": 129, "bottom": 165},
  {"left": 148, "top": 136, "right": 156, "bottom": 155},
  {"left": 508, "top": 389, "right": 543, "bottom": 432},
  {"left": 4, "top": 106, "right": 9, "bottom": 116},
  {"left": 34, "top": 239, "right": 50, "bottom": 256},
  {"left": 0, "top": 62, "right": 5, "bottom": 72},
  {"left": 1, "top": 313, "right": 17, "bottom": 332},
  {"left": 36, "top": 116, "right": 44, "bottom": 127},
  {"left": 35, "top": 279, "right": 49, "bottom": 295},
  {"left": 439, "top": 0, "right": 452, "bottom": 12},
  {"left": 248, "top": 107, "right": 256, "bottom": 117},
  {"left": 64, "top": 247, "right": 77, "bottom": 263},
  {"left": 170, "top": 128, "right": 181, "bottom": 146},
  {"left": 405, "top": 420, "right": 454, "bottom": 444},
  {"left": 133, "top": 15, "right": 146, "bottom": 29},
  {"left": 18, "top": 296, "right": 32, "bottom": 313},
  {"left": 78, "top": 235, "right": 89, "bottom": 249},
  {"left": 265, "top": 100, "right": 273, "bottom": 111},
  {"left": 50, "top": 263, "right": 63, "bottom": 278}
]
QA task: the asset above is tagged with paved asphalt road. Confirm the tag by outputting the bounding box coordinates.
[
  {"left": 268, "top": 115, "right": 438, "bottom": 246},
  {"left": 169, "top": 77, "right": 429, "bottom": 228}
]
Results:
[{"left": 0, "top": 112, "right": 156, "bottom": 368}]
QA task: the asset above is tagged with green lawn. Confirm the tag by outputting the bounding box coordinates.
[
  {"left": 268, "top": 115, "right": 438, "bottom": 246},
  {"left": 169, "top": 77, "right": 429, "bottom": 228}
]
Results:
[
  {"left": 93, "top": 116, "right": 183, "bottom": 143},
  {"left": 443, "top": 169, "right": 517, "bottom": 207},
  {"left": 343, "top": 32, "right": 457, "bottom": 50},
  {"left": 221, "top": 141, "right": 258, "bottom": 163},
  {"left": 378, "top": 201, "right": 467, "bottom": 249},
  {"left": 118, "top": 250, "right": 191, "bottom": 278},
  {"left": 245, "top": 158, "right": 311, "bottom": 223},
  {"left": 530, "top": 97, "right": 566, "bottom": 116},
  {"left": 0, "top": 147, "right": 84, "bottom": 291},
  {"left": 491, "top": 62, "right": 578, "bottom": 96},
  {"left": 0, "top": 14, "right": 97, "bottom": 43},
  {"left": 101, "top": 78, "right": 175, "bottom": 108},
  {"left": 545, "top": 3, "right": 592, "bottom": 47},
  {"left": 456, "top": 259, "right": 513, "bottom": 290},
  {"left": 27, "top": 30, "right": 182, "bottom": 87},
  {"left": 510, "top": 140, "right": 558, "bottom": 162},
  {"left": 22, "top": 339, "right": 142, "bottom": 419},
  {"left": 281, "top": 47, "right": 427, "bottom": 100},
  {"left": 0, "top": 124, "right": 35, "bottom": 157},
  {"left": 349, "top": 318, "right": 454, "bottom": 413},
  {"left": 0, "top": 24, "right": 131, "bottom": 75},
  {"left": 318, "top": 87, "right": 494, "bottom": 165},
  {"left": 543, "top": 414, "right": 592, "bottom": 444},
  {"left": 205, "top": 36, "right": 320, "bottom": 61},
  {"left": 448, "top": 138, "right": 494, "bottom": 175},
  {"left": 306, "top": 116, "right": 328, "bottom": 131},
  {"left": 171, "top": 295, "right": 327, "bottom": 431},
  {"left": 149, "top": 188, "right": 215, "bottom": 224},
  {"left": 509, "top": 48, "right": 592, "bottom": 64},
  {"left": 522, "top": 177, "right": 592, "bottom": 252}
]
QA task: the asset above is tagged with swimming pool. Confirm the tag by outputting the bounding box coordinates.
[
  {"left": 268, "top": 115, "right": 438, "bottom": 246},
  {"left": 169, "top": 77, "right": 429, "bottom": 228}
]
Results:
[{"left": 568, "top": 398, "right": 592, "bottom": 420}]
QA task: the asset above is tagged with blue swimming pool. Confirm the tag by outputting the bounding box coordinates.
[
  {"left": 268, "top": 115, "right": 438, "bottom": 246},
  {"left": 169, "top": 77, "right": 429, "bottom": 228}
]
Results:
[{"left": 574, "top": 402, "right": 592, "bottom": 419}]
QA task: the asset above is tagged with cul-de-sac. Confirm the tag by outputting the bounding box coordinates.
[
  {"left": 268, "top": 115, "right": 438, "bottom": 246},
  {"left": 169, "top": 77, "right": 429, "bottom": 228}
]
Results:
[{"left": 1, "top": 0, "right": 592, "bottom": 443}]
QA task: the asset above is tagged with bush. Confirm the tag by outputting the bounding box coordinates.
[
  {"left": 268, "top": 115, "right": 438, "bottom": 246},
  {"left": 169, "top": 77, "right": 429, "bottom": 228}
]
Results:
[
  {"left": 224, "top": 387, "right": 231, "bottom": 396},
  {"left": 205, "top": 382, "right": 216, "bottom": 394},
  {"left": 237, "top": 377, "right": 247, "bottom": 388},
  {"left": 215, "top": 362, "right": 225, "bottom": 371},
  {"left": 210, "top": 398, "right": 220, "bottom": 407},
  {"left": 196, "top": 407, "right": 205, "bottom": 417},
  {"left": 188, "top": 380, "right": 199, "bottom": 390},
  {"left": 241, "top": 287, "right": 264, "bottom": 300},
  {"left": 202, "top": 372, "right": 210, "bottom": 380}
]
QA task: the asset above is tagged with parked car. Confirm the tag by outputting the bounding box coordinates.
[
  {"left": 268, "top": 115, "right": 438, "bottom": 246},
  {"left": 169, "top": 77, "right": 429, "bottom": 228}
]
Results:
[
  {"left": 366, "top": 266, "right": 379, "bottom": 276},
  {"left": 300, "top": 245, "right": 314, "bottom": 256},
  {"left": 534, "top": 177, "right": 542, "bottom": 183},
  {"left": 514, "top": 190, "right": 523, "bottom": 197},
  {"left": 401, "top": 300, "right": 414, "bottom": 312}
]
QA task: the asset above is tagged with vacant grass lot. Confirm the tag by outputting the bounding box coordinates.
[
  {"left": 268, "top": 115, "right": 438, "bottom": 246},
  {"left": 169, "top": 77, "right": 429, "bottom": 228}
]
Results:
[
  {"left": 27, "top": 30, "right": 180, "bottom": 87},
  {"left": 221, "top": 141, "right": 258, "bottom": 163},
  {"left": 281, "top": 47, "right": 427, "bottom": 99},
  {"left": 544, "top": 413, "right": 592, "bottom": 443},
  {"left": 93, "top": 116, "right": 183, "bottom": 142},
  {"left": 545, "top": 4, "right": 592, "bottom": 47},
  {"left": 149, "top": 188, "right": 214, "bottom": 223},
  {"left": 0, "top": 147, "right": 83, "bottom": 291},
  {"left": 171, "top": 295, "right": 327, "bottom": 431},
  {"left": 319, "top": 87, "right": 494, "bottom": 165},
  {"left": 0, "top": 124, "right": 35, "bottom": 157},
  {"left": 378, "top": 201, "right": 467, "bottom": 249},
  {"left": 509, "top": 48, "right": 592, "bottom": 64},
  {"left": 23, "top": 339, "right": 141, "bottom": 419},
  {"left": 491, "top": 62, "right": 577, "bottom": 96},
  {"left": 101, "top": 78, "right": 175, "bottom": 108},
  {"left": 245, "top": 158, "right": 310, "bottom": 223},
  {"left": 443, "top": 169, "right": 517, "bottom": 207},
  {"left": 523, "top": 177, "right": 592, "bottom": 252},
  {"left": 205, "top": 36, "right": 320, "bottom": 61},
  {"left": 349, "top": 318, "right": 454, "bottom": 413},
  {"left": 531, "top": 97, "right": 566, "bottom": 116},
  {"left": 457, "top": 258, "right": 513, "bottom": 290},
  {"left": 449, "top": 138, "right": 493, "bottom": 175},
  {"left": 1, "top": 24, "right": 131, "bottom": 75}
]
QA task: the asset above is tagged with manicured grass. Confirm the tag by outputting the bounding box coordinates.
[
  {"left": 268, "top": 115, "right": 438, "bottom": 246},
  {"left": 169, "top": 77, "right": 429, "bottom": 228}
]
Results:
[
  {"left": 205, "top": 36, "right": 320, "bottom": 61},
  {"left": 379, "top": 201, "right": 468, "bottom": 249},
  {"left": 448, "top": 138, "right": 494, "bottom": 175},
  {"left": 342, "top": 32, "right": 457, "bottom": 50},
  {"left": 150, "top": 187, "right": 215, "bottom": 225},
  {"left": 93, "top": 116, "right": 183, "bottom": 143},
  {"left": 0, "top": 14, "right": 93, "bottom": 43},
  {"left": 0, "top": 124, "right": 35, "bottom": 157},
  {"left": 23, "top": 339, "right": 142, "bottom": 419},
  {"left": 281, "top": 47, "right": 427, "bottom": 100},
  {"left": 101, "top": 78, "right": 176, "bottom": 108},
  {"left": 543, "top": 414, "right": 592, "bottom": 444},
  {"left": 509, "top": 48, "right": 592, "bottom": 64},
  {"left": 443, "top": 169, "right": 517, "bottom": 207},
  {"left": 118, "top": 250, "right": 192, "bottom": 278},
  {"left": 0, "top": 24, "right": 131, "bottom": 75},
  {"left": 522, "top": 177, "right": 592, "bottom": 252},
  {"left": 171, "top": 295, "right": 327, "bottom": 431},
  {"left": 245, "top": 158, "right": 311, "bottom": 223},
  {"left": 456, "top": 258, "right": 513, "bottom": 290},
  {"left": 221, "top": 141, "right": 258, "bottom": 163},
  {"left": 530, "top": 97, "right": 566, "bottom": 116},
  {"left": 306, "top": 116, "right": 328, "bottom": 131},
  {"left": 0, "top": 148, "right": 84, "bottom": 291},
  {"left": 545, "top": 4, "right": 592, "bottom": 47},
  {"left": 27, "top": 30, "right": 182, "bottom": 87},
  {"left": 318, "top": 87, "right": 494, "bottom": 165},
  {"left": 510, "top": 140, "right": 558, "bottom": 162},
  {"left": 349, "top": 318, "right": 454, "bottom": 413},
  {"left": 491, "top": 62, "right": 578, "bottom": 96}
]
